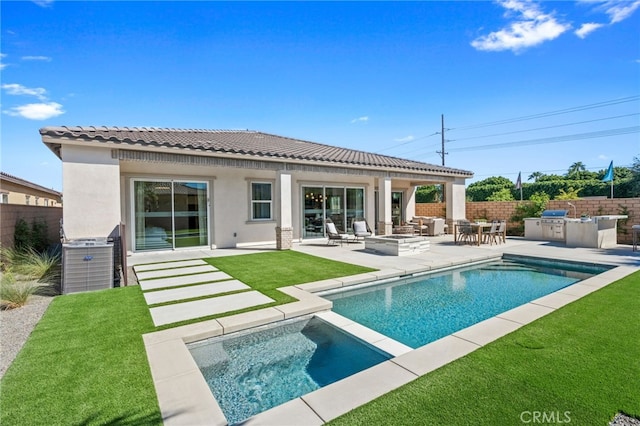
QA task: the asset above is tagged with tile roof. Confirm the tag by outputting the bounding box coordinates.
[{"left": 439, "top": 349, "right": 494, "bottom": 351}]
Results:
[
  {"left": 40, "top": 126, "right": 473, "bottom": 176},
  {"left": 0, "top": 171, "right": 62, "bottom": 196}
]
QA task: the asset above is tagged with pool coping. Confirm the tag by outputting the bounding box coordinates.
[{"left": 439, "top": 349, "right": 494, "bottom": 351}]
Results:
[{"left": 142, "top": 255, "right": 636, "bottom": 426}]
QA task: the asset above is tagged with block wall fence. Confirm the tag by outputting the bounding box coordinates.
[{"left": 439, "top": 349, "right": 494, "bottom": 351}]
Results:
[
  {"left": 416, "top": 198, "right": 639, "bottom": 245},
  {"left": 0, "top": 204, "right": 62, "bottom": 249}
]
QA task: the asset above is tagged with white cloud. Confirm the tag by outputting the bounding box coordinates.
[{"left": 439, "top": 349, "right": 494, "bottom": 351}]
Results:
[
  {"left": 599, "top": 0, "right": 640, "bottom": 23},
  {"left": 471, "top": 0, "right": 571, "bottom": 53},
  {"left": 350, "top": 116, "right": 369, "bottom": 124},
  {"left": 32, "top": 0, "right": 54, "bottom": 7},
  {"left": 394, "top": 135, "right": 415, "bottom": 143},
  {"left": 0, "top": 53, "right": 7, "bottom": 70},
  {"left": 598, "top": 154, "right": 609, "bottom": 160},
  {"left": 2, "top": 83, "right": 48, "bottom": 100},
  {"left": 4, "top": 102, "right": 64, "bottom": 120},
  {"left": 22, "top": 55, "right": 52, "bottom": 62},
  {"left": 575, "top": 22, "right": 604, "bottom": 38}
]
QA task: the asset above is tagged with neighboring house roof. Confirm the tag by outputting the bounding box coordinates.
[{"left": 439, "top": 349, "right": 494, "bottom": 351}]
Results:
[
  {"left": 0, "top": 171, "right": 62, "bottom": 198},
  {"left": 40, "top": 125, "right": 473, "bottom": 177}
]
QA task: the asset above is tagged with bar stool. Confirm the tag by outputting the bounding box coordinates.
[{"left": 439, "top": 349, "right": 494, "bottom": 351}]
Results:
[{"left": 633, "top": 225, "right": 640, "bottom": 252}]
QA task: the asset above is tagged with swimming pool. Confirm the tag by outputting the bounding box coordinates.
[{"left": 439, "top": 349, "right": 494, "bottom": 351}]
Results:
[
  {"left": 323, "top": 257, "right": 610, "bottom": 349},
  {"left": 188, "top": 316, "right": 391, "bottom": 424}
]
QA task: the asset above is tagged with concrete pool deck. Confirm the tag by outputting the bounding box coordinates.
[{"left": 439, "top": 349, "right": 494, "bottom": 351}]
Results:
[{"left": 135, "top": 237, "right": 640, "bottom": 425}]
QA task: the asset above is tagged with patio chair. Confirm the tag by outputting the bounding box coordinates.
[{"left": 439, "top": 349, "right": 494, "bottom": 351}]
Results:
[
  {"left": 482, "top": 220, "right": 500, "bottom": 245},
  {"left": 352, "top": 220, "right": 372, "bottom": 241},
  {"left": 496, "top": 220, "right": 507, "bottom": 243},
  {"left": 326, "top": 219, "right": 349, "bottom": 246},
  {"left": 457, "top": 220, "right": 476, "bottom": 245}
]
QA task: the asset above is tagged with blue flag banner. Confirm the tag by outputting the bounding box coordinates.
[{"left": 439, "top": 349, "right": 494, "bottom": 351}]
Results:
[
  {"left": 602, "top": 161, "right": 614, "bottom": 182},
  {"left": 515, "top": 172, "right": 522, "bottom": 189}
]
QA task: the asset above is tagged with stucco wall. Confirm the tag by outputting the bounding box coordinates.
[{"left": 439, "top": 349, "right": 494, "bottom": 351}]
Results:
[
  {"left": 416, "top": 198, "right": 639, "bottom": 244},
  {"left": 120, "top": 160, "right": 378, "bottom": 250},
  {"left": 0, "top": 204, "right": 62, "bottom": 249},
  {"left": 62, "top": 145, "right": 121, "bottom": 239}
]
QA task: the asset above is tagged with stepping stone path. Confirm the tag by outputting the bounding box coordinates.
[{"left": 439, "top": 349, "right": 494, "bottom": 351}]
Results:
[{"left": 133, "top": 259, "right": 274, "bottom": 327}]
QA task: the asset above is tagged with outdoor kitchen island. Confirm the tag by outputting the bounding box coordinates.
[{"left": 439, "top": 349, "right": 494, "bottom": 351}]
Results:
[
  {"left": 524, "top": 211, "right": 628, "bottom": 248},
  {"left": 565, "top": 215, "right": 628, "bottom": 248}
]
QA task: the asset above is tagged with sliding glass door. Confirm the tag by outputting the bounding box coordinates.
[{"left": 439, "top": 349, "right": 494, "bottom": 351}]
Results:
[
  {"left": 134, "top": 180, "right": 209, "bottom": 251},
  {"left": 302, "top": 186, "right": 365, "bottom": 238}
]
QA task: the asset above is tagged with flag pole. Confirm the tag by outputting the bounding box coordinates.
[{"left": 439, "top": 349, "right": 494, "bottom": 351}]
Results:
[{"left": 611, "top": 179, "right": 613, "bottom": 199}]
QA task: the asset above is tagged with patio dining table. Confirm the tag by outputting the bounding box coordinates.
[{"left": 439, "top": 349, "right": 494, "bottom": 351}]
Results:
[{"left": 453, "top": 222, "right": 501, "bottom": 246}]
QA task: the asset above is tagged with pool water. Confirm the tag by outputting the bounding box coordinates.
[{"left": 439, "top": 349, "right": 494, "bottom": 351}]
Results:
[
  {"left": 188, "top": 316, "right": 390, "bottom": 424},
  {"left": 324, "top": 257, "right": 609, "bottom": 349}
]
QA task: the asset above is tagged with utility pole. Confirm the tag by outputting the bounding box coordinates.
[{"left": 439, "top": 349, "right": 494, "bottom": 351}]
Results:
[
  {"left": 435, "top": 114, "right": 449, "bottom": 203},
  {"left": 436, "top": 114, "right": 448, "bottom": 166}
]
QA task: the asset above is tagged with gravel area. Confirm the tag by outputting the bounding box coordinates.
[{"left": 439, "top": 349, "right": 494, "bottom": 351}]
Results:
[
  {"left": 0, "top": 295, "right": 54, "bottom": 379},
  {"left": 611, "top": 414, "right": 640, "bottom": 426}
]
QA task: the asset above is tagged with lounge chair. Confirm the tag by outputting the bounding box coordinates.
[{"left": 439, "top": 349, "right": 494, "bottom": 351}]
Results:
[
  {"left": 352, "top": 220, "right": 372, "bottom": 241},
  {"left": 326, "top": 220, "right": 349, "bottom": 246}
]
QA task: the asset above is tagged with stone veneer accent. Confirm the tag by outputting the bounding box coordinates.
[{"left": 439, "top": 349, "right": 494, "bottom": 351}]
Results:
[{"left": 276, "top": 226, "right": 293, "bottom": 250}]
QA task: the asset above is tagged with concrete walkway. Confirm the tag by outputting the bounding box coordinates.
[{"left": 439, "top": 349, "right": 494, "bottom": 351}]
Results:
[{"left": 133, "top": 260, "right": 274, "bottom": 327}]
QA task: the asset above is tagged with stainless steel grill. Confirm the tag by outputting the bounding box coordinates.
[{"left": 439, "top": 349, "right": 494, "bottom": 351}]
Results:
[{"left": 540, "top": 210, "right": 568, "bottom": 241}]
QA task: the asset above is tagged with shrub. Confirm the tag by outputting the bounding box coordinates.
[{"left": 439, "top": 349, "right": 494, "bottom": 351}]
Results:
[
  {"left": 14, "top": 219, "right": 31, "bottom": 252},
  {"left": 12, "top": 247, "right": 61, "bottom": 284},
  {"left": 0, "top": 273, "right": 43, "bottom": 310},
  {"left": 510, "top": 192, "right": 550, "bottom": 235},
  {"left": 13, "top": 218, "right": 51, "bottom": 253}
]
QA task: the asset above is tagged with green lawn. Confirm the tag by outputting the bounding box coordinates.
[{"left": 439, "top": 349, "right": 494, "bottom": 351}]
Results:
[
  {"left": 0, "top": 286, "right": 162, "bottom": 425},
  {"left": 206, "top": 250, "right": 377, "bottom": 304},
  {"left": 329, "top": 270, "right": 640, "bottom": 425}
]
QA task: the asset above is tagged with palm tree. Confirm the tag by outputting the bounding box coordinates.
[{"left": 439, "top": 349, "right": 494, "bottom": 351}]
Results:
[
  {"left": 567, "top": 162, "right": 586, "bottom": 177},
  {"left": 528, "top": 171, "right": 544, "bottom": 182}
]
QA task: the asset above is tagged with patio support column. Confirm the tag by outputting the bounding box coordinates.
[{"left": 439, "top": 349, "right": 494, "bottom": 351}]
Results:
[
  {"left": 275, "top": 170, "right": 293, "bottom": 250},
  {"left": 446, "top": 178, "right": 466, "bottom": 231},
  {"left": 378, "top": 177, "right": 393, "bottom": 235}
]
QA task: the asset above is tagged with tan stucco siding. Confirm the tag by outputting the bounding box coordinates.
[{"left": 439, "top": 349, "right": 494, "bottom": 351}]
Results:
[{"left": 61, "top": 145, "right": 121, "bottom": 239}]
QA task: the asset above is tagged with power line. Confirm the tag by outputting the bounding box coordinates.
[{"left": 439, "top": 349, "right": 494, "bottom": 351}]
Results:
[
  {"left": 448, "top": 95, "right": 640, "bottom": 132},
  {"left": 449, "top": 113, "right": 640, "bottom": 143},
  {"left": 376, "top": 95, "right": 639, "bottom": 158},
  {"left": 377, "top": 132, "right": 439, "bottom": 153},
  {"left": 447, "top": 126, "right": 640, "bottom": 153}
]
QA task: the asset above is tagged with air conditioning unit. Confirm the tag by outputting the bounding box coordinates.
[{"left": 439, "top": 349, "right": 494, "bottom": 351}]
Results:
[{"left": 62, "top": 239, "right": 114, "bottom": 294}]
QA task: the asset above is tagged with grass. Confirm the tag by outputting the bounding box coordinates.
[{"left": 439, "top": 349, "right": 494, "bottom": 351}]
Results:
[
  {"left": 0, "top": 273, "right": 43, "bottom": 309},
  {"left": 328, "top": 270, "right": 640, "bottom": 425},
  {"left": 0, "top": 247, "right": 61, "bottom": 309},
  {"left": 205, "top": 250, "right": 377, "bottom": 304},
  {"left": 0, "top": 286, "right": 162, "bottom": 425}
]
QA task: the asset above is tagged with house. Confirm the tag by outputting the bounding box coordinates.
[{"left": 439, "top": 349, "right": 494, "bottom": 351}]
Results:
[
  {"left": 40, "top": 126, "right": 472, "bottom": 252},
  {"left": 0, "top": 171, "right": 62, "bottom": 207}
]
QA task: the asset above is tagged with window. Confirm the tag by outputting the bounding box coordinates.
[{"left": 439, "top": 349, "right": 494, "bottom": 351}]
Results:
[
  {"left": 44, "top": 198, "right": 49, "bottom": 206},
  {"left": 251, "top": 182, "right": 272, "bottom": 220},
  {"left": 35, "top": 197, "right": 40, "bottom": 206},
  {"left": 0, "top": 193, "right": 7, "bottom": 204},
  {"left": 25, "top": 195, "right": 30, "bottom": 205}
]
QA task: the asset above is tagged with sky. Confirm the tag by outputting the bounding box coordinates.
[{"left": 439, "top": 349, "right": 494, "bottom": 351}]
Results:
[{"left": 1, "top": 0, "right": 639, "bottom": 192}]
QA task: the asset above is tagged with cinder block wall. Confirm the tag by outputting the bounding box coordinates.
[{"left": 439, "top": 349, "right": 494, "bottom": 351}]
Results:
[
  {"left": 0, "top": 204, "right": 62, "bottom": 249},
  {"left": 416, "top": 198, "right": 639, "bottom": 244}
]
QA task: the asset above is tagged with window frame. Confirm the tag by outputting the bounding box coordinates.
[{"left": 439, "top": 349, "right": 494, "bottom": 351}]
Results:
[{"left": 249, "top": 181, "right": 273, "bottom": 221}]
